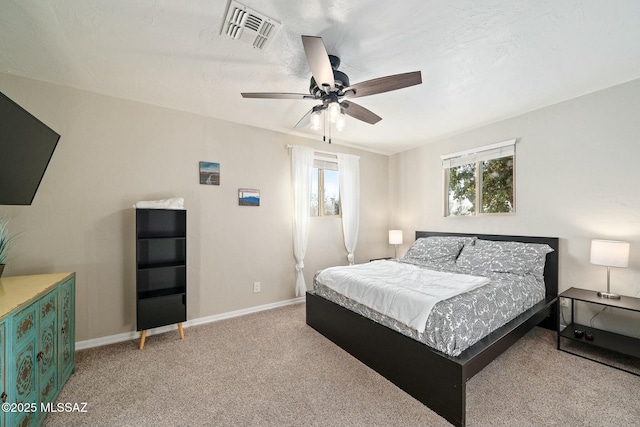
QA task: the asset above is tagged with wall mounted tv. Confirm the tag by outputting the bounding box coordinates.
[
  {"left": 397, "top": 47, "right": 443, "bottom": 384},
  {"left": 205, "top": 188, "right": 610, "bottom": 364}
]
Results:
[{"left": 0, "top": 91, "right": 60, "bottom": 205}]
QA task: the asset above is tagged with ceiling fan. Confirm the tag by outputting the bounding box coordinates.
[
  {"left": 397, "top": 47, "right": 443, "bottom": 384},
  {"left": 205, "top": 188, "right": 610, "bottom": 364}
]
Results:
[{"left": 241, "top": 35, "right": 422, "bottom": 134}]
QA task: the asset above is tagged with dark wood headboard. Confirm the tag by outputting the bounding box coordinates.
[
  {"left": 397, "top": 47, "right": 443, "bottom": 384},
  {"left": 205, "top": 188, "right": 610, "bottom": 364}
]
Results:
[{"left": 415, "top": 231, "right": 559, "bottom": 298}]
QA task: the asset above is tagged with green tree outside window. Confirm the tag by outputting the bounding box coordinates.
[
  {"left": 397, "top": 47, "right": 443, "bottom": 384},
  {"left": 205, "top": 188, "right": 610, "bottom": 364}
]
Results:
[{"left": 446, "top": 155, "right": 514, "bottom": 216}]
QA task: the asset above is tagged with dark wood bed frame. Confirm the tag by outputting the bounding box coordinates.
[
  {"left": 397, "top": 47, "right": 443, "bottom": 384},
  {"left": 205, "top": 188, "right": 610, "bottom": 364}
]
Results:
[{"left": 306, "top": 231, "right": 559, "bottom": 427}]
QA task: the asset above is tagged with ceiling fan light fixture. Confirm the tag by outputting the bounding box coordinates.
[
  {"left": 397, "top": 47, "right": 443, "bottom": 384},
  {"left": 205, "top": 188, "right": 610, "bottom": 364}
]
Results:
[
  {"left": 335, "top": 112, "right": 346, "bottom": 132},
  {"left": 310, "top": 110, "right": 322, "bottom": 130},
  {"left": 327, "top": 101, "right": 341, "bottom": 123},
  {"left": 240, "top": 35, "right": 423, "bottom": 140}
]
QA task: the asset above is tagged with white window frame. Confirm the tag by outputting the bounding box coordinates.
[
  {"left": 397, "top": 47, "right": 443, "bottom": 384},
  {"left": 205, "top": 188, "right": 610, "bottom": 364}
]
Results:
[
  {"left": 441, "top": 139, "right": 516, "bottom": 217},
  {"left": 311, "top": 154, "right": 340, "bottom": 218}
]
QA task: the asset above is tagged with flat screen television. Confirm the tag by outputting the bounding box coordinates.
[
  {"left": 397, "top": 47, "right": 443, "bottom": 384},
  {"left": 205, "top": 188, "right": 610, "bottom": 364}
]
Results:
[{"left": 0, "top": 91, "right": 60, "bottom": 205}]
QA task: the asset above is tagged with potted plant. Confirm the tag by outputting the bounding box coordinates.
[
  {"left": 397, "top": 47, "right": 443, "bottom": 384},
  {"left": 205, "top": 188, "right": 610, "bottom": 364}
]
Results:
[{"left": 0, "top": 217, "right": 16, "bottom": 277}]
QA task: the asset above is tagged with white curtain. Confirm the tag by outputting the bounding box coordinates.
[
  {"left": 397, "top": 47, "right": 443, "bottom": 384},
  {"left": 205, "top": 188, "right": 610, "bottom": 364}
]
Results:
[
  {"left": 291, "top": 146, "right": 314, "bottom": 296},
  {"left": 337, "top": 153, "right": 360, "bottom": 265}
]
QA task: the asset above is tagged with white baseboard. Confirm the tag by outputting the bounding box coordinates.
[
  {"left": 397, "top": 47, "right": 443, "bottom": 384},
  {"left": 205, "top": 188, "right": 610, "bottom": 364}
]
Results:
[{"left": 76, "top": 296, "right": 306, "bottom": 350}]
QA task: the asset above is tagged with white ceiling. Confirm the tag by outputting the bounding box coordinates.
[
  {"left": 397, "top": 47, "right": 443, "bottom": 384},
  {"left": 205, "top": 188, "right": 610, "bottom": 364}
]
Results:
[{"left": 1, "top": 1, "right": 639, "bottom": 154}]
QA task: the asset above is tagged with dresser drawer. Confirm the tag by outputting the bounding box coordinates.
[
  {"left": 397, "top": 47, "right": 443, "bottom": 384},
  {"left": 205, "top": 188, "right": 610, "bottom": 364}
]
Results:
[
  {"left": 12, "top": 304, "right": 37, "bottom": 350},
  {"left": 39, "top": 289, "right": 57, "bottom": 324}
]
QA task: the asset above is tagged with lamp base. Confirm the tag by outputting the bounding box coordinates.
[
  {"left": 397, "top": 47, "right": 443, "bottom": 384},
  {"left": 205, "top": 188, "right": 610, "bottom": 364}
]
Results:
[{"left": 597, "top": 291, "right": 621, "bottom": 299}]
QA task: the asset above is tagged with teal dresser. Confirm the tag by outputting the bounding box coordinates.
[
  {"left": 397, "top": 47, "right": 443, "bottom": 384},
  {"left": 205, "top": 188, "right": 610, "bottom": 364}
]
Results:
[{"left": 0, "top": 273, "right": 75, "bottom": 427}]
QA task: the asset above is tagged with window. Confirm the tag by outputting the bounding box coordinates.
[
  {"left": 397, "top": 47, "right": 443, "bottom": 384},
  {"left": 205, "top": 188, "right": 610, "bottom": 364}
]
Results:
[
  {"left": 310, "top": 157, "right": 340, "bottom": 217},
  {"left": 442, "top": 140, "right": 515, "bottom": 216}
]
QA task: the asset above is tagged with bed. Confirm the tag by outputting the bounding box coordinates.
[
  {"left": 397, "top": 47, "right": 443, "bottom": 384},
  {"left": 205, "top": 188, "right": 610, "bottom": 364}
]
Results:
[{"left": 306, "top": 231, "right": 559, "bottom": 427}]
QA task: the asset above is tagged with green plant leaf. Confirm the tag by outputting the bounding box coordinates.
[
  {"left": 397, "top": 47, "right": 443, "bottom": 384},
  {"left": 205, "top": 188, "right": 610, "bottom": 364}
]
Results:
[{"left": 0, "top": 218, "right": 17, "bottom": 265}]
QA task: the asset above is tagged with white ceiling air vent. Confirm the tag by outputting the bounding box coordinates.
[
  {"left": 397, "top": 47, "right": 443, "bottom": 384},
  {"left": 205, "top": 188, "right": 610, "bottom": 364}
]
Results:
[{"left": 223, "top": 1, "right": 281, "bottom": 50}]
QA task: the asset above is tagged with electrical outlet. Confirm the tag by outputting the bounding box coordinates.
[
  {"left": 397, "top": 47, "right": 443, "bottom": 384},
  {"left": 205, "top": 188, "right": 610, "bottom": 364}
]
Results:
[
  {"left": 253, "top": 282, "right": 261, "bottom": 293},
  {"left": 560, "top": 297, "right": 570, "bottom": 308}
]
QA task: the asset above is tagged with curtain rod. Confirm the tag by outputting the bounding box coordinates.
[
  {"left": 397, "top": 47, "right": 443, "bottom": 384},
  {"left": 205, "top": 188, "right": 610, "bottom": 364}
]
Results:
[
  {"left": 286, "top": 144, "right": 338, "bottom": 158},
  {"left": 285, "top": 144, "right": 360, "bottom": 159}
]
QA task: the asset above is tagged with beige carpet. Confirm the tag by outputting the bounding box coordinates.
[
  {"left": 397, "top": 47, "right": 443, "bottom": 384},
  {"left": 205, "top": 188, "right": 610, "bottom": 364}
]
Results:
[{"left": 44, "top": 303, "right": 640, "bottom": 427}]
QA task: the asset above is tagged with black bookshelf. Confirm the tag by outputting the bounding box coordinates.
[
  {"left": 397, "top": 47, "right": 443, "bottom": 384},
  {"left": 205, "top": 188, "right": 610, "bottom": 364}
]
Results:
[{"left": 136, "top": 209, "right": 187, "bottom": 348}]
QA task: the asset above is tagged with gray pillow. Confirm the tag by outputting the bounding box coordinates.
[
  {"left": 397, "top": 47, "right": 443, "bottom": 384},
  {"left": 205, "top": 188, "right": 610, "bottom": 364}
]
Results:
[
  {"left": 403, "top": 236, "right": 476, "bottom": 263},
  {"left": 456, "top": 239, "right": 553, "bottom": 277}
]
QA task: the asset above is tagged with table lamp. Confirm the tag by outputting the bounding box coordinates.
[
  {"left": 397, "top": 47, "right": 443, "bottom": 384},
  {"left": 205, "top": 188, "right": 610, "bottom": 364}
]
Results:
[
  {"left": 590, "top": 239, "right": 630, "bottom": 299},
  {"left": 389, "top": 230, "right": 403, "bottom": 258}
]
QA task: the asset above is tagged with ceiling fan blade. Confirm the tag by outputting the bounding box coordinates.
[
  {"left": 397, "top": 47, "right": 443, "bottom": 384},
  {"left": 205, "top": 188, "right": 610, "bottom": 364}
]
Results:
[
  {"left": 301, "top": 36, "right": 335, "bottom": 91},
  {"left": 294, "top": 109, "right": 313, "bottom": 128},
  {"left": 343, "top": 71, "right": 422, "bottom": 98},
  {"left": 341, "top": 101, "right": 382, "bottom": 124},
  {"left": 241, "top": 92, "right": 316, "bottom": 100}
]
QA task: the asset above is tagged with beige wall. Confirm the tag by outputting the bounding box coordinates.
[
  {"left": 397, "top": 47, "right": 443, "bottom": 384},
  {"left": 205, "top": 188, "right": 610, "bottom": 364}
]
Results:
[
  {"left": 6, "top": 71, "right": 639, "bottom": 342},
  {"left": 390, "top": 78, "right": 640, "bottom": 333},
  {"left": 0, "top": 73, "right": 390, "bottom": 341}
]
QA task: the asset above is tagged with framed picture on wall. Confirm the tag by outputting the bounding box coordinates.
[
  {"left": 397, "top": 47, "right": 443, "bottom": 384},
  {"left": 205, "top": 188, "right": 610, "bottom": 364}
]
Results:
[
  {"left": 238, "top": 188, "right": 260, "bottom": 206},
  {"left": 199, "top": 161, "right": 220, "bottom": 185}
]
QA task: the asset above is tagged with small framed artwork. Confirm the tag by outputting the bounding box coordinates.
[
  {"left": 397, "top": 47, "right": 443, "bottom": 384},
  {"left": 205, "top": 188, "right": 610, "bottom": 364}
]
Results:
[
  {"left": 199, "top": 161, "right": 220, "bottom": 185},
  {"left": 238, "top": 188, "right": 260, "bottom": 206}
]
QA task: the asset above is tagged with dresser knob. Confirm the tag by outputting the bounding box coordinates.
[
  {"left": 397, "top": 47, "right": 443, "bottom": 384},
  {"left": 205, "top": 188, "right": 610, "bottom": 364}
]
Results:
[{"left": 36, "top": 351, "right": 44, "bottom": 361}]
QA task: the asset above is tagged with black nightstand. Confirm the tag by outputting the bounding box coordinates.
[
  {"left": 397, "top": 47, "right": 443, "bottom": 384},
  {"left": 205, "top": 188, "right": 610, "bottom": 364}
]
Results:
[{"left": 557, "top": 287, "right": 640, "bottom": 375}]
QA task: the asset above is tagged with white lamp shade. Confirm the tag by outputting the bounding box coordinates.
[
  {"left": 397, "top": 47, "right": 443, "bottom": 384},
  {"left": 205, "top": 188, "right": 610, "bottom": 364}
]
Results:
[
  {"left": 590, "top": 240, "right": 630, "bottom": 268},
  {"left": 389, "top": 230, "right": 403, "bottom": 245}
]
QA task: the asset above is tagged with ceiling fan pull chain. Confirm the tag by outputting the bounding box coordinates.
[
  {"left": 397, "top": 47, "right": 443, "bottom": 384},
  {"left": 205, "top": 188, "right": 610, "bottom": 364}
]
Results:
[{"left": 323, "top": 109, "right": 327, "bottom": 142}]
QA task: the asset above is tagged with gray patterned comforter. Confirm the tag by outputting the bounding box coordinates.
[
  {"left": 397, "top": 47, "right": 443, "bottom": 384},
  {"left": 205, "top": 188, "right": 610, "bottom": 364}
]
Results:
[{"left": 313, "top": 258, "right": 545, "bottom": 357}]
